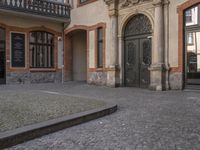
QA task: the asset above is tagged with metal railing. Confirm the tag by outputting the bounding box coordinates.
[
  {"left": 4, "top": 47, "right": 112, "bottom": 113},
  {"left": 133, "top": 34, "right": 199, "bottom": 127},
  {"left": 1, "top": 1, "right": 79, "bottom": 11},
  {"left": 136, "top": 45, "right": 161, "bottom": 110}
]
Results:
[{"left": 0, "top": 0, "right": 70, "bottom": 19}]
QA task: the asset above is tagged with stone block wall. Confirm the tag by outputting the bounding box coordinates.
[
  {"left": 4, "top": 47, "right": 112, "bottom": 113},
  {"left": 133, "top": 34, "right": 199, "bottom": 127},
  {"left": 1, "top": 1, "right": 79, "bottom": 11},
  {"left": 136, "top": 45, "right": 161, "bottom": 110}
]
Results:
[
  {"left": 88, "top": 72, "right": 107, "bottom": 86},
  {"left": 6, "top": 71, "right": 62, "bottom": 84},
  {"left": 169, "top": 72, "right": 183, "bottom": 90}
]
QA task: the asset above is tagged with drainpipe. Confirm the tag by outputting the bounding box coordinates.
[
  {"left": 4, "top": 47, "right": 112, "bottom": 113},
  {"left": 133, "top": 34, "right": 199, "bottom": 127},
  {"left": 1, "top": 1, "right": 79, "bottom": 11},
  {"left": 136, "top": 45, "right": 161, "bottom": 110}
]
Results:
[
  {"left": 62, "top": 23, "right": 65, "bottom": 84},
  {"left": 62, "top": 25, "right": 65, "bottom": 84}
]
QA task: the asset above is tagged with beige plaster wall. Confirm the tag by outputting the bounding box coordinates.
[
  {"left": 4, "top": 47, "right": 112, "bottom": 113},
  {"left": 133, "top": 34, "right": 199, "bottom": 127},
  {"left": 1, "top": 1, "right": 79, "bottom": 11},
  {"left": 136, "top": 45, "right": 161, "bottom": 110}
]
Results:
[
  {"left": 89, "top": 30, "right": 95, "bottom": 68},
  {"left": 68, "top": 0, "right": 110, "bottom": 67},
  {"left": 168, "top": 0, "right": 187, "bottom": 67},
  {"left": 72, "top": 31, "right": 87, "bottom": 81}
]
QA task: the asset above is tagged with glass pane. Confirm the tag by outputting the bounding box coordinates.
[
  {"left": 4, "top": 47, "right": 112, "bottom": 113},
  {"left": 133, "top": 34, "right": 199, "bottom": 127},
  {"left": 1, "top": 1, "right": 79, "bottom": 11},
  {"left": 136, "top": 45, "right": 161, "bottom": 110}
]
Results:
[
  {"left": 48, "top": 34, "right": 54, "bottom": 44},
  {"left": 30, "top": 32, "right": 36, "bottom": 43},
  {"left": 98, "top": 28, "right": 103, "bottom": 41},
  {"left": 0, "top": 28, "right": 5, "bottom": 41},
  {"left": 43, "top": 46, "right": 48, "bottom": 68},
  {"left": 185, "top": 6, "right": 198, "bottom": 26},
  {"left": 37, "top": 32, "right": 42, "bottom": 43},
  {"left": 80, "top": 0, "right": 87, "bottom": 3},
  {"left": 187, "top": 31, "right": 200, "bottom": 76},
  {"left": 98, "top": 42, "right": 103, "bottom": 67},
  {"left": 43, "top": 32, "right": 47, "bottom": 44}
]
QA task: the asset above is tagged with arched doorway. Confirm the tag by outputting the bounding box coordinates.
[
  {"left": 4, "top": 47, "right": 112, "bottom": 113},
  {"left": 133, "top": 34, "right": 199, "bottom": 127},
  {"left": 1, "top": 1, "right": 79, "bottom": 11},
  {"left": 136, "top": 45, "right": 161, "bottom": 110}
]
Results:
[
  {"left": 184, "top": 4, "right": 200, "bottom": 86},
  {"left": 64, "top": 29, "right": 87, "bottom": 82},
  {"left": 124, "top": 14, "right": 152, "bottom": 88}
]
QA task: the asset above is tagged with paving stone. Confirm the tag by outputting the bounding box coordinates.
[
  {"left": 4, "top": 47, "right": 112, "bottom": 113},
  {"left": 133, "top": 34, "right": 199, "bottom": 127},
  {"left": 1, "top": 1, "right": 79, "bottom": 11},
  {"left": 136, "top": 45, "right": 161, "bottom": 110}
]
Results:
[{"left": 2, "top": 82, "right": 200, "bottom": 150}]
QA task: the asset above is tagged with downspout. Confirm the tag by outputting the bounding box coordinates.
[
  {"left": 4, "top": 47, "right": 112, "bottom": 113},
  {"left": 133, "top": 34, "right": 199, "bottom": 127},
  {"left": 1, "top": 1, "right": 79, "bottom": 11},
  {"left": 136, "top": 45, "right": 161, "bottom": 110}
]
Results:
[
  {"left": 62, "top": 24, "right": 65, "bottom": 84},
  {"left": 62, "top": 1, "right": 71, "bottom": 84}
]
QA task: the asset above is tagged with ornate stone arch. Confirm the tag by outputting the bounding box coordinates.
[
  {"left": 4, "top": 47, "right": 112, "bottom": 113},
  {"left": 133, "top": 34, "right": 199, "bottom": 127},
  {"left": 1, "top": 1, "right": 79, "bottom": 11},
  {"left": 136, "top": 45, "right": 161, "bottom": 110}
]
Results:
[
  {"left": 124, "top": 14, "right": 152, "bottom": 37},
  {"left": 119, "top": 10, "right": 154, "bottom": 37}
]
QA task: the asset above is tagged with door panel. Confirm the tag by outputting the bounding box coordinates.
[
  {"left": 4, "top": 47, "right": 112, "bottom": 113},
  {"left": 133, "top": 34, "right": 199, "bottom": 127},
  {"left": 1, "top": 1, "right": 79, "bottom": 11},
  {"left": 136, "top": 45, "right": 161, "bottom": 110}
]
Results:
[
  {"left": 125, "top": 39, "right": 139, "bottom": 87},
  {"left": 140, "top": 38, "right": 151, "bottom": 88},
  {"left": 0, "top": 28, "right": 6, "bottom": 84},
  {"left": 124, "top": 36, "right": 151, "bottom": 88}
]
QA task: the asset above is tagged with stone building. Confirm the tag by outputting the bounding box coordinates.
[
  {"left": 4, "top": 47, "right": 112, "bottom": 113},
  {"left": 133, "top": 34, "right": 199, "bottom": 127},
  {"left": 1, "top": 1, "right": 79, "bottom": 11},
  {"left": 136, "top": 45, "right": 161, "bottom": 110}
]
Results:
[{"left": 0, "top": 0, "right": 200, "bottom": 90}]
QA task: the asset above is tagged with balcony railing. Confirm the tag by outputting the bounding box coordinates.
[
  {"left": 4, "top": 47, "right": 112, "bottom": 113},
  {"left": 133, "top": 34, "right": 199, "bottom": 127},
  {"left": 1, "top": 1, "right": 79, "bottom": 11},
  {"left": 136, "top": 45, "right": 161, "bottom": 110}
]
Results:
[{"left": 0, "top": 0, "right": 70, "bottom": 20}]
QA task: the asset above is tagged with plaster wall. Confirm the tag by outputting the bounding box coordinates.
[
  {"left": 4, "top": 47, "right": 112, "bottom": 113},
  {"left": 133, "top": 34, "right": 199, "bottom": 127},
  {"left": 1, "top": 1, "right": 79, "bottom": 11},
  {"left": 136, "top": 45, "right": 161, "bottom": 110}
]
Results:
[
  {"left": 68, "top": 0, "right": 111, "bottom": 67},
  {"left": 168, "top": 0, "right": 187, "bottom": 68},
  {"left": 89, "top": 30, "right": 95, "bottom": 68},
  {"left": 72, "top": 31, "right": 87, "bottom": 81}
]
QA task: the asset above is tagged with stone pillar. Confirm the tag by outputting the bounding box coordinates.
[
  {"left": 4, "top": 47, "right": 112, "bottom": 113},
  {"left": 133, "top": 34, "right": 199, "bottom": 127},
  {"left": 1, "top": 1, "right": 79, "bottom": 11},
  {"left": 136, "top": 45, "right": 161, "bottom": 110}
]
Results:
[
  {"left": 104, "top": 0, "right": 119, "bottom": 87},
  {"left": 149, "top": 0, "right": 165, "bottom": 90},
  {"left": 110, "top": 14, "right": 118, "bottom": 68},
  {"left": 163, "top": 0, "right": 170, "bottom": 90}
]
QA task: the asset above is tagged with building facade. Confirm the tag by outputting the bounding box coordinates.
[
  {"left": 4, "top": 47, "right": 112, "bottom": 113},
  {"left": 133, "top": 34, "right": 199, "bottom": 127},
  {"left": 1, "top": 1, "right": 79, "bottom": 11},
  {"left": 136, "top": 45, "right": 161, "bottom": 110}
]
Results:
[
  {"left": 0, "top": 0, "right": 70, "bottom": 84},
  {"left": 0, "top": 0, "right": 200, "bottom": 90}
]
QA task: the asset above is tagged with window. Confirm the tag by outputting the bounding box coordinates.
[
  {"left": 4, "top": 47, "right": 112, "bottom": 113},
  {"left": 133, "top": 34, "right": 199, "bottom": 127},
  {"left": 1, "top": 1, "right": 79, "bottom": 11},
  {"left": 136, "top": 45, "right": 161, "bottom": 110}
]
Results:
[
  {"left": 97, "top": 27, "right": 103, "bottom": 68},
  {"left": 185, "top": 9, "right": 192, "bottom": 23},
  {"left": 185, "top": 6, "right": 199, "bottom": 26},
  {"left": 30, "top": 31, "right": 54, "bottom": 68},
  {"left": 187, "top": 32, "right": 194, "bottom": 45},
  {"left": 78, "top": 0, "right": 97, "bottom": 7},
  {"left": 80, "top": 0, "right": 87, "bottom": 3}
]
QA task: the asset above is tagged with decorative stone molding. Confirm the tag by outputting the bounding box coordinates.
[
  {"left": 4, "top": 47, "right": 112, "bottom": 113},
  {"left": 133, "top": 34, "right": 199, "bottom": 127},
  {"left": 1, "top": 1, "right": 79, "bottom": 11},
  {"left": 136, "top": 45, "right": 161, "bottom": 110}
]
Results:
[
  {"left": 120, "top": 0, "right": 150, "bottom": 8},
  {"left": 104, "top": 0, "right": 118, "bottom": 16},
  {"left": 153, "top": 0, "right": 163, "bottom": 6},
  {"left": 104, "top": 0, "right": 116, "bottom": 6}
]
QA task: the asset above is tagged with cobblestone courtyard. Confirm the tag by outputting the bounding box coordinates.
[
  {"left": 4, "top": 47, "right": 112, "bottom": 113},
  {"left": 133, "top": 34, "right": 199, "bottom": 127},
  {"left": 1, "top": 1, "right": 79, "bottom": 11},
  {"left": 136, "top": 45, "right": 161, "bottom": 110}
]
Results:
[{"left": 3, "top": 82, "right": 200, "bottom": 150}]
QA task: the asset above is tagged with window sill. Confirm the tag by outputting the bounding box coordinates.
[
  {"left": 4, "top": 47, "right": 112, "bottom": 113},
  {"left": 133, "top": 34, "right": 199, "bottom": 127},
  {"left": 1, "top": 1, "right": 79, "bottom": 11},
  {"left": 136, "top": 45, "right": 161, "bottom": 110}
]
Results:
[{"left": 30, "top": 68, "right": 56, "bottom": 72}]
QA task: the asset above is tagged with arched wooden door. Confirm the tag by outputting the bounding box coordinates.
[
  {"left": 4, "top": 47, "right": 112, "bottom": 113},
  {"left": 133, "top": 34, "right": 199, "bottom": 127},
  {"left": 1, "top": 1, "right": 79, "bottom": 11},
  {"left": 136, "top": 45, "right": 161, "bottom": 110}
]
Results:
[{"left": 124, "top": 14, "right": 152, "bottom": 88}]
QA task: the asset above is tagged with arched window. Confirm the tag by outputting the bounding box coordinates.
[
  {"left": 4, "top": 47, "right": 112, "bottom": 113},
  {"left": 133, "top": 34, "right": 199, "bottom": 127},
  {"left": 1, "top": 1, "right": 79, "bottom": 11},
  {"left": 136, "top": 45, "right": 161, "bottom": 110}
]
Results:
[{"left": 29, "top": 31, "right": 54, "bottom": 68}]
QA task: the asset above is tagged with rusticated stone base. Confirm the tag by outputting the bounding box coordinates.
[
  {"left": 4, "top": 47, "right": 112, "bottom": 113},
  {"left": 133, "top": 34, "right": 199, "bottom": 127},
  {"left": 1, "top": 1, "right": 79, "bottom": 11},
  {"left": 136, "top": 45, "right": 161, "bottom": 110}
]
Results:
[
  {"left": 169, "top": 72, "right": 183, "bottom": 90},
  {"left": 6, "top": 72, "right": 62, "bottom": 84},
  {"left": 88, "top": 72, "right": 107, "bottom": 86}
]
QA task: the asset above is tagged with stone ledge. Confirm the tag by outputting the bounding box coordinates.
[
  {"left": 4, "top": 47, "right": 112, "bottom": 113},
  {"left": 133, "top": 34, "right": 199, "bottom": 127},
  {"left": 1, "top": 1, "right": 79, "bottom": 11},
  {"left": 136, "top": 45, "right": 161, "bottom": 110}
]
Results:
[{"left": 0, "top": 104, "right": 117, "bottom": 149}]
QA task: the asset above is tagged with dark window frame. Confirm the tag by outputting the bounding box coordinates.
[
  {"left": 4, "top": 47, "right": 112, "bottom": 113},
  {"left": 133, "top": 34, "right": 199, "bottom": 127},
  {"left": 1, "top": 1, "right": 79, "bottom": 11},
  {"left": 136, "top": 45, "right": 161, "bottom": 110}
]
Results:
[
  {"left": 29, "top": 31, "right": 54, "bottom": 68},
  {"left": 97, "top": 27, "right": 103, "bottom": 68},
  {"left": 77, "top": 0, "right": 98, "bottom": 7}
]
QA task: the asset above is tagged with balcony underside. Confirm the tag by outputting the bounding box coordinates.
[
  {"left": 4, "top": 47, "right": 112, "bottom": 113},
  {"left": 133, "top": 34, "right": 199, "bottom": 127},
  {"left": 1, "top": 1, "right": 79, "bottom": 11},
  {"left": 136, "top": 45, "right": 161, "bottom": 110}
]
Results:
[{"left": 0, "top": 0, "right": 71, "bottom": 23}]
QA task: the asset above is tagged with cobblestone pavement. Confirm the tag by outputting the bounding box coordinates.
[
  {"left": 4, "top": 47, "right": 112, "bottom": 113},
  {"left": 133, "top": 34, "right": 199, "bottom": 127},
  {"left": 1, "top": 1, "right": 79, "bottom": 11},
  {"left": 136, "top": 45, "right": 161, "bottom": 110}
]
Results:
[
  {"left": 0, "top": 89, "right": 106, "bottom": 132},
  {"left": 5, "top": 82, "right": 200, "bottom": 150}
]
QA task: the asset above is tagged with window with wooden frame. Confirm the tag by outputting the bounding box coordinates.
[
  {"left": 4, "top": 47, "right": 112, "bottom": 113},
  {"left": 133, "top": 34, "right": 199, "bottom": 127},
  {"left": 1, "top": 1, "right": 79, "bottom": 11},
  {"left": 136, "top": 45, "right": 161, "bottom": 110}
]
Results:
[
  {"left": 29, "top": 31, "right": 54, "bottom": 68},
  {"left": 97, "top": 27, "right": 103, "bottom": 68}
]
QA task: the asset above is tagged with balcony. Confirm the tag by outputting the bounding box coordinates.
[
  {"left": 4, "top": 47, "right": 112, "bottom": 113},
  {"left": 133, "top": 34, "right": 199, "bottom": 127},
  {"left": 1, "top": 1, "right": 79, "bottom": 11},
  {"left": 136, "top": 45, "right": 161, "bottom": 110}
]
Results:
[{"left": 0, "top": 0, "right": 71, "bottom": 22}]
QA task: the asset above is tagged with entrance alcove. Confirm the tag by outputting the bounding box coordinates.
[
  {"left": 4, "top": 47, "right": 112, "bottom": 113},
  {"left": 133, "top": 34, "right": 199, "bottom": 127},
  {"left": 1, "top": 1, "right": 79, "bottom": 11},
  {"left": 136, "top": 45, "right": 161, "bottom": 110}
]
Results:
[
  {"left": 64, "top": 29, "right": 87, "bottom": 82},
  {"left": 123, "top": 14, "right": 153, "bottom": 88}
]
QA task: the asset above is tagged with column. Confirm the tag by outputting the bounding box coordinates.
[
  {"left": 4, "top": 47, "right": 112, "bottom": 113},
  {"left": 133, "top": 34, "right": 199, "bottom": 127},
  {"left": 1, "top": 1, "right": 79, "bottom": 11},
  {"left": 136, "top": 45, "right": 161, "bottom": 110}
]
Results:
[
  {"left": 109, "top": 14, "right": 118, "bottom": 68},
  {"left": 106, "top": 9, "right": 119, "bottom": 87},
  {"left": 149, "top": 0, "right": 165, "bottom": 90}
]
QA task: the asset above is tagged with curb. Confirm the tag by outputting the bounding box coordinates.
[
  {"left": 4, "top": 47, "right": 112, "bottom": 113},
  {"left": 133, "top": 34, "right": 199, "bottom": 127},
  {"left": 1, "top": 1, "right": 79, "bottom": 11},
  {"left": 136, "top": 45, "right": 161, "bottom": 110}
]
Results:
[{"left": 0, "top": 104, "right": 117, "bottom": 149}]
